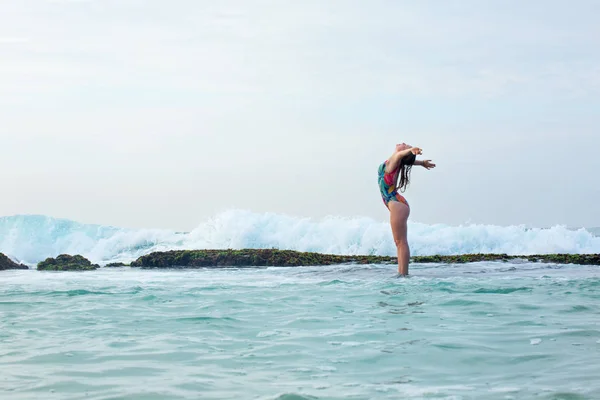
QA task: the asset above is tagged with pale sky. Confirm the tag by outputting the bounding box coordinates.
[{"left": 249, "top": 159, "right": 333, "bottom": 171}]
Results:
[{"left": 1, "top": 0, "right": 599, "bottom": 231}]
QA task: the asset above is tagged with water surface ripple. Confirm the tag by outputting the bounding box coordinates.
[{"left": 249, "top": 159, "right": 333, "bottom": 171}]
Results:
[{"left": 1, "top": 262, "right": 599, "bottom": 399}]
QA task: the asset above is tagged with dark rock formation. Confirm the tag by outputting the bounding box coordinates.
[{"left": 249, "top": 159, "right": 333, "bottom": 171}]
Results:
[
  {"left": 130, "top": 249, "right": 600, "bottom": 268},
  {"left": 412, "top": 253, "right": 600, "bottom": 265},
  {"left": 104, "top": 262, "right": 129, "bottom": 268},
  {"left": 6, "top": 250, "right": 597, "bottom": 272},
  {"left": 37, "top": 254, "right": 99, "bottom": 271},
  {"left": 130, "top": 249, "right": 396, "bottom": 268},
  {"left": 0, "top": 253, "right": 29, "bottom": 270}
]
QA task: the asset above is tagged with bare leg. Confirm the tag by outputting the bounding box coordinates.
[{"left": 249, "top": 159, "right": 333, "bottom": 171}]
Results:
[{"left": 389, "top": 200, "right": 410, "bottom": 276}]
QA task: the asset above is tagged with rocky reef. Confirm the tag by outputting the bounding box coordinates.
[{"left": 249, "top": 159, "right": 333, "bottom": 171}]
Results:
[
  {"left": 130, "top": 249, "right": 395, "bottom": 268},
  {"left": 104, "top": 262, "right": 130, "bottom": 268},
  {"left": 130, "top": 249, "right": 600, "bottom": 268},
  {"left": 412, "top": 253, "right": 600, "bottom": 265},
  {"left": 4, "top": 250, "right": 599, "bottom": 271},
  {"left": 0, "top": 253, "right": 29, "bottom": 270},
  {"left": 37, "top": 254, "right": 99, "bottom": 271}
]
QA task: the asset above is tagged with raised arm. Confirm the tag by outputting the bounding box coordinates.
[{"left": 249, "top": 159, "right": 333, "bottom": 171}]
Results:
[{"left": 385, "top": 147, "right": 422, "bottom": 174}]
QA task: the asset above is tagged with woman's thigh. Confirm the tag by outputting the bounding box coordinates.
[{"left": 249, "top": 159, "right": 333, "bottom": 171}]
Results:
[{"left": 388, "top": 199, "right": 410, "bottom": 243}]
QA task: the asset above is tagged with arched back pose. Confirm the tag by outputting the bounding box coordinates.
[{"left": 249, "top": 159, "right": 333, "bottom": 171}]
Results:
[{"left": 377, "top": 143, "right": 436, "bottom": 276}]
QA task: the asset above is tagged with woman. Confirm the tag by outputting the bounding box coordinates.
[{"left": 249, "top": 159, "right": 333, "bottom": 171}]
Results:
[{"left": 378, "top": 143, "right": 436, "bottom": 276}]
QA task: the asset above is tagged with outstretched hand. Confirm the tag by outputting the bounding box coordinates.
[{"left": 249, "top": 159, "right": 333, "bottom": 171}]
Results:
[
  {"left": 410, "top": 147, "right": 422, "bottom": 156},
  {"left": 422, "top": 160, "right": 436, "bottom": 170}
]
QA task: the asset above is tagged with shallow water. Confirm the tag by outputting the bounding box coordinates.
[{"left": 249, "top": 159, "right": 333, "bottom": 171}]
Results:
[{"left": 1, "top": 262, "right": 600, "bottom": 400}]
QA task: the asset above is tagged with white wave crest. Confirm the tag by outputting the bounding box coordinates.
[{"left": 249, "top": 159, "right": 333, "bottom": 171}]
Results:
[{"left": 1, "top": 210, "right": 598, "bottom": 266}]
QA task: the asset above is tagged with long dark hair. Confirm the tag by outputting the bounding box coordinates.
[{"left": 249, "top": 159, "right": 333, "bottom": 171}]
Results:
[{"left": 397, "top": 153, "right": 416, "bottom": 193}]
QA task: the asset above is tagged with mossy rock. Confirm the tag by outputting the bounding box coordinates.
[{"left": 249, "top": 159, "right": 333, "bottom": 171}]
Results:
[
  {"left": 104, "top": 262, "right": 130, "bottom": 268},
  {"left": 411, "top": 253, "right": 600, "bottom": 265},
  {"left": 130, "top": 249, "right": 600, "bottom": 268},
  {"left": 0, "top": 253, "right": 29, "bottom": 270},
  {"left": 37, "top": 254, "right": 99, "bottom": 271},
  {"left": 131, "top": 249, "right": 397, "bottom": 268}
]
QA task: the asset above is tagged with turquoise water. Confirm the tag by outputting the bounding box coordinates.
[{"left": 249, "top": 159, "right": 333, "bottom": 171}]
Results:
[{"left": 1, "top": 262, "right": 600, "bottom": 400}]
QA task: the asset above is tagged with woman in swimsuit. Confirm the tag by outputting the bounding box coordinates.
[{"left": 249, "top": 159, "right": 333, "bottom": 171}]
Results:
[{"left": 378, "top": 143, "right": 436, "bottom": 276}]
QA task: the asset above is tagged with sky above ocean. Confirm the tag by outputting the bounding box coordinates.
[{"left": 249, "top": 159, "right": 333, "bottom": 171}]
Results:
[{"left": 1, "top": 0, "right": 599, "bottom": 230}]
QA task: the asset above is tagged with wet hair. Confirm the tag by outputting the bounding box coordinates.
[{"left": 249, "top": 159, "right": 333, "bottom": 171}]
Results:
[{"left": 397, "top": 153, "right": 416, "bottom": 193}]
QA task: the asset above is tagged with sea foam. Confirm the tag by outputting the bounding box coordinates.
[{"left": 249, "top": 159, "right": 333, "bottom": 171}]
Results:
[{"left": 1, "top": 210, "right": 598, "bottom": 266}]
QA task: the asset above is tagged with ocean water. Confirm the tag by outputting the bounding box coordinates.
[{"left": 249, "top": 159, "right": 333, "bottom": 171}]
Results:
[
  {"left": 1, "top": 213, "right": 600, "bottom": 399},
  {"left": 2, "top": 263, "right": 600, "bottom": 399}
]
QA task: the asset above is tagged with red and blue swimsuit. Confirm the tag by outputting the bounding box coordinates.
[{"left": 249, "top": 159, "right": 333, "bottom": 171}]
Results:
[{"left": 378, "top": 161, "right": 409, "bottom": 209}]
